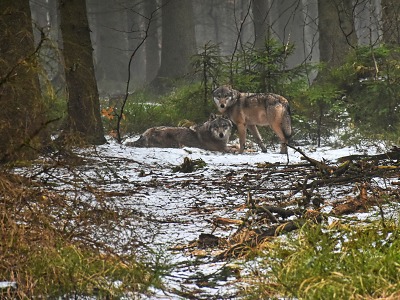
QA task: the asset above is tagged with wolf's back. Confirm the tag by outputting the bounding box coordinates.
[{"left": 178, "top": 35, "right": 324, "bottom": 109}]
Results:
[{"left": 126, "top": 135, "right": 147, "bottom": 147}]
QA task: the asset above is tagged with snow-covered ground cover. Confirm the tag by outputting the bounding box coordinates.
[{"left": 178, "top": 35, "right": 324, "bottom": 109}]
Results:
[{"left": 15, "top": 137, "right": 399, "bottom": 299}]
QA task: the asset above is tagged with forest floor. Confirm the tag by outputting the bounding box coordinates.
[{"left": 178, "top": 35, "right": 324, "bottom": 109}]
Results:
[{"left": 15, "top": 137, "right": 400, "bottom": 299}]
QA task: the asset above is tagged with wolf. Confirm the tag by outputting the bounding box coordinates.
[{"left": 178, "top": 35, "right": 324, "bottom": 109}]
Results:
[
  {"left": 126, "top": 114, "right": 233, "bottom": 152},
  {"left": 212, "top": 85, "right": 292, "bottom": 154}
]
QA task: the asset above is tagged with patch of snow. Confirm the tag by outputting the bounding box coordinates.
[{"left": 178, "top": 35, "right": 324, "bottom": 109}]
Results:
[{"left": 15, "top": 137, "right": 397, "bottom": 299}]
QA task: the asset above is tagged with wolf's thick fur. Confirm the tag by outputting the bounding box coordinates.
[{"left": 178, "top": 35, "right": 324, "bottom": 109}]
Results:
[
  {"left": 126, "top": 114, "right": 233, "bottom": 152},
  {"left": 213, "top": 85, "right": 291, "bottom": 154}
]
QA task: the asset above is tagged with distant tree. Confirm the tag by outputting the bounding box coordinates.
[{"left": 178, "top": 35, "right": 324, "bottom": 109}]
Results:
[
  {"left": 317, "top": 0, "right": 357, "bottom": 69},
  {"left": 30, "top": 0, "right": 66, "bottom": 96},
  {"left": 381, "top": 0, "right": 400, "bottom": 45},
  {"left": 151, "top": 0, "right": 197, "bottom": 91},
  {"left": 0, "top": 0, "right": 49, "bottom": 162},
  {"left": 252, "top": 0, "right": 269, "bottom": 50},
  {"left": 88, "top": 0, "right": 130, "bottom": 95},
  {"left": 250, "top": 0, "right": 268, "bottom": 92},
  {"left": 59, "top": 0, "right": 106, "bottom": 145},
  {"left": 144, "top": 0, "right": 160, "bottom": 83}
]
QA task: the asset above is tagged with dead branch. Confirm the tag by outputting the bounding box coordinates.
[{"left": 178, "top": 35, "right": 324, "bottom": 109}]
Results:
[
  {"left": 287, "top": 144, "right": 336, "bottom": 174},
  {"left": 337, "top": 147, "right": 400, "bottom": 162}
]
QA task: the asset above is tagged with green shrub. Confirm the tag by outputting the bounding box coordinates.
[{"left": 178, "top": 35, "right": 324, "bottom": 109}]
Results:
[
  {"left": 327, "top": 44, "right": 400, "bottom": 144},
  {"left": 27, "top": 243, "right": 165, "bottom": 298},
  {"left": 243, "top": 219, "right": 400, "bottom": 299},
  {"left": 289, "top": 80, "right": 346, "bottom": 146},
  {"left": 159, "top": 82, "right": 216, "bottom": 125},
  {"left": 105, "top": 83, "right": 216, "bottom": 136}
]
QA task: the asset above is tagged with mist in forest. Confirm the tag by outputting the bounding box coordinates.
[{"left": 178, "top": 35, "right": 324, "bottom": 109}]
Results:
[{"left": 29, "top": 0, "right": 384, "bottom": 97}]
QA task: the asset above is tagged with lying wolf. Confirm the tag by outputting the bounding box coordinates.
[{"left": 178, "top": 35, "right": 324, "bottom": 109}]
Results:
[
  {"left": 126, "top": 114, "right": 233, "bottom": 152},
  {"left": 212, "top": 85, "right": 292, "bottom": 154}
]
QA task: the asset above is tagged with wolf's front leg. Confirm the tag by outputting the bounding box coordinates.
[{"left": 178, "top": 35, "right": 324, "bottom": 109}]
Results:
[{"left": 236, "top": 123, "right": 247, "bottom": 154}]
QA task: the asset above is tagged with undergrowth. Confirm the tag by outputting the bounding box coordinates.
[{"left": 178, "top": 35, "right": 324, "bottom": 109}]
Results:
[
  {"left": 0, "top": 167, "right": 168, "bottom": 298},
  {"left": 101, "top": 83, "right": 215, "bottom": 137},
  {"left": 242, "top": 218, "right": 400, "bottom": 299}
]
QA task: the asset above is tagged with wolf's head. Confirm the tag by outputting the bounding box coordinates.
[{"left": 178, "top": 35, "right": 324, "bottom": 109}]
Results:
[
  {"left": 207, "top": 113, "right": 232, "bottom": 141},
  {"left": 212, "top": 85, "right": 239, "bottom": 113}
]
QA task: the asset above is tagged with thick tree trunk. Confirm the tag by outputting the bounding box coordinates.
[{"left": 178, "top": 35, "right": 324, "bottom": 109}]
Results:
[
  {"left": 252, "top": 0, "right": 269, "bottom": 50},
  {"left": 151, "top": 0, "right": 197, "bottom": 92},
  {"left": 59, "top": 0, "right": 105, "bottom": 145},
  {"left": 0, "top": 0, "right": 47, "bottom": 161},
  {"left": 318, "top": 0, "right": 357, "bottom": 68},
  {"left": 382, "top": 0, "right": 400, "bottom": 45}
]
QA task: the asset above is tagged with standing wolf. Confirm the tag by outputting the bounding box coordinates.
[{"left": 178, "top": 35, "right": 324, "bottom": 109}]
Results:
[
  {"left": 212, "top": 85, "right": 291, "bottom": 154},
  {"left": 126, "top": 114, "right": 233, "bottom": 152}
]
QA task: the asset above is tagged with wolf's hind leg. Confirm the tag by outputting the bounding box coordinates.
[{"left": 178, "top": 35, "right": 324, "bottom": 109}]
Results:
[
  {"left": 247, "top": 125, "right": 268, "bottom": 152},
  {"left": 270, "top": 123, "right": 288, "bottom": 154}
]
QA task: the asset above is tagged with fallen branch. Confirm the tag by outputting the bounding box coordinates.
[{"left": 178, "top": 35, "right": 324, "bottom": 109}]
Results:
[
  {"left": 287, "top": 144, "right": 336, "bottom": 174},
  {"left": 337, "top": 147, "right": 400, "bottom": 162}
]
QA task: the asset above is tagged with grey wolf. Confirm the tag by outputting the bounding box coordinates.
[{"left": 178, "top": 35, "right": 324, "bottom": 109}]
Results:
[
  {"left": 212, "top": 85, "right": 291, "bottom": 154},
  {"left": 126, "top": 114, "right": 233, "bottom": 152}
]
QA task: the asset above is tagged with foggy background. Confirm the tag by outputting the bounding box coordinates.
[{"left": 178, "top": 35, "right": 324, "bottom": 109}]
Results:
[{"left": 28, "top": 0, "right": 383, "bottom": 97}]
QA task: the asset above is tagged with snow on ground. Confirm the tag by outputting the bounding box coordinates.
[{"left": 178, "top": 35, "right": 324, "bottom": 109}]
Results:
[
  {"left": 18, "top": 137, "right": 397, "bottom": 299},
  {"left": 87, "top": 138, "right": 393, "bottom": 299}
]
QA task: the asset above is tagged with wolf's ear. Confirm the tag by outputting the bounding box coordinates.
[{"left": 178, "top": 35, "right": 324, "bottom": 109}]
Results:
[
  {"left": 231, "top": 88, "right": 239, "bottom": 98},
  {"left": 209, "top": 113, "right": 216, "bottom": 120},
  {"left": 225, "top": 117, "right": 233, "bottom": 127}
]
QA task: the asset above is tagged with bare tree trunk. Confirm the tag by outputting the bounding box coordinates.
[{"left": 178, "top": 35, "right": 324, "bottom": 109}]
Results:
[
  {"left": 30, "top": 0, "right": 66, "bottom": 97},
  {"left": 59, "top": 0, "right": 105, "bottom": 145},
  {"left": 144, "top": 0, "right": 160, "bottom": 83},
  {"left": 382, "top": 0, "right": 400, "bottom": 45},
  {"left": 151, "top": 0, "right": 197, "bottom": 92},
  {"left": 0, "top": 0, "right": 48, "bottom": 161},
  {"left": 318, "top": 0, "right": 358, "bottom": 68},
  {"left": 252, "top": 0, "right": 269, "bottom": 50}
]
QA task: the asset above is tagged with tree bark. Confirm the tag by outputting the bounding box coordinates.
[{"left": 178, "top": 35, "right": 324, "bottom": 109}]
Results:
[
  {"left": 144, "top": 0, "right": 160, "bottom": 83},
  {"left": 252, "top": 0, "right": 269, "bottom": 50},
  {"left": 0, "top": 0, "right": 47, "bottom": 161},
  {"left": 381, "top": 0, "right": 400, "bottom": 45},
  {"left": 59, "top": 0, "right": 106, "bottom": 145},
  {"left": 318, "top": 0, "right": 357, "bottom": 68}
]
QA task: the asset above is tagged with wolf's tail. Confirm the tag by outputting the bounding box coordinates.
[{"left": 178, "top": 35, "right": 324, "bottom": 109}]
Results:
[{"left": 282, "top": 103, "right": 292, "bottom": 139}]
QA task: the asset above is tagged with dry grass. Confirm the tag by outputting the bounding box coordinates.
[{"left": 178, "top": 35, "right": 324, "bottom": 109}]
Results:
[{"left": 0, "top": 169, "right": 167, "bottom": 298}]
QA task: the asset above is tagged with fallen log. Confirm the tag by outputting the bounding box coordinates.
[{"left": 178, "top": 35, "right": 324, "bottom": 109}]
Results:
[{"left": 337, "top": 147, "right": 400, "bottom": 162}]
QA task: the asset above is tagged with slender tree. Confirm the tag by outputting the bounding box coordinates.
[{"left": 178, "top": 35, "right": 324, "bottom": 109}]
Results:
[
  {"left": 0, "top": 1, "right": 48, "bottom": 161},
  {"left": 144, "top": 0, "right": 160, "bottom": 83},
  {"left": 59, "top": 0, "right": 105, "bottom": 145}
]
